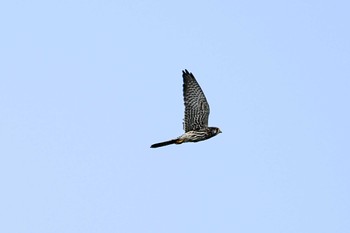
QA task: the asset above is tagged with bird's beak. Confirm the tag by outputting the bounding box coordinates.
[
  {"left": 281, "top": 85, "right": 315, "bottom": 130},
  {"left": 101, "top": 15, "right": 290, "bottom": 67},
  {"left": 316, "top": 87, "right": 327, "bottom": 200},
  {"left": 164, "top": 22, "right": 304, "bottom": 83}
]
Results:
[{"left": 218, "top": 129, "right": 222, "bottom": 133}]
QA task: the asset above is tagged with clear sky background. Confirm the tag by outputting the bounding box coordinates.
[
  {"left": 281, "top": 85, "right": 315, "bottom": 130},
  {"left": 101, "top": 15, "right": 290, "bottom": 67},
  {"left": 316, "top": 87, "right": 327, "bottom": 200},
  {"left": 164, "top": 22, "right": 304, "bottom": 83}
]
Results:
[{"left": 1, "top": 1, "right": 349, "bottom": 232}]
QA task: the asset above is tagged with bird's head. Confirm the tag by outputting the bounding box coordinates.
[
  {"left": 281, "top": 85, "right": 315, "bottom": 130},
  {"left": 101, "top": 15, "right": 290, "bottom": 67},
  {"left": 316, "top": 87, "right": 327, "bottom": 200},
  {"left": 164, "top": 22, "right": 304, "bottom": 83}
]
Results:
[{"left": 211, "top": 127, "right": 222, "bottom": 135}]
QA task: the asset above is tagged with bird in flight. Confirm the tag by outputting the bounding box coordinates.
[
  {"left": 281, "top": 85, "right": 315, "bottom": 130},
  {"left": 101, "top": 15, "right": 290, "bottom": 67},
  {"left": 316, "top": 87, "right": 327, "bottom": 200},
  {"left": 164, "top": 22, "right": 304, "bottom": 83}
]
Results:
[{"left": 150, "top": 69, "right": 221, "bottom": 148}]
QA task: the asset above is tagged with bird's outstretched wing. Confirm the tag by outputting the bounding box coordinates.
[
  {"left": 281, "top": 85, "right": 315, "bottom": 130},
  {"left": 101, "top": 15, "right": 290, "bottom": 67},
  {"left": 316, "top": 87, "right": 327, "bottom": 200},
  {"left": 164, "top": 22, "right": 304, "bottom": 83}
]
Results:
[{"left": 182, "top": 69, "right": 210, "bottom": 132}]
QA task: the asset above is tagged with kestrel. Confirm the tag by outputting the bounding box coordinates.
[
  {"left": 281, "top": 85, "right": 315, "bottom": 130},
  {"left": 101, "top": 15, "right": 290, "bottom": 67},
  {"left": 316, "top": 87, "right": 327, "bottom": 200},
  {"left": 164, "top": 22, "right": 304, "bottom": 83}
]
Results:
[{"left": 150, "top": 69, "right": 221, "bottom": 148}]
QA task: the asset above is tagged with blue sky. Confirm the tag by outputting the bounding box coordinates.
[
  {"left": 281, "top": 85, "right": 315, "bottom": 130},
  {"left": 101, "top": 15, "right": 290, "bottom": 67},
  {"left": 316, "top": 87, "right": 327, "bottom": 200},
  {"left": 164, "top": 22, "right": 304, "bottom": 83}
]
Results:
[{"left": 1, "top": 1, "right": 349, "bottom": 232}]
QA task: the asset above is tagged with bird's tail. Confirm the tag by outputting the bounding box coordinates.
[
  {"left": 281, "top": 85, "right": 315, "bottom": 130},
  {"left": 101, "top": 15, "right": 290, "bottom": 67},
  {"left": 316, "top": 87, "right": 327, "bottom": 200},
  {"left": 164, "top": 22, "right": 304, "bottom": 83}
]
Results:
[{"left": 150, "top": 138, "right": 184, "bottom": 148}]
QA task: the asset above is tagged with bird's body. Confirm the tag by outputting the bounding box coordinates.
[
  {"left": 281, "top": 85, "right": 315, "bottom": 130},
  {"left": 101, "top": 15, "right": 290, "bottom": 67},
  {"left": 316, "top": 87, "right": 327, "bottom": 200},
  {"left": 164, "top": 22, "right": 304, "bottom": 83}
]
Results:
[
  {"left": 151, "top": 127, "right": 221, "bottom": 148},
  {"left": 150, "top": 69, "right": 221, "bottom": 148}
]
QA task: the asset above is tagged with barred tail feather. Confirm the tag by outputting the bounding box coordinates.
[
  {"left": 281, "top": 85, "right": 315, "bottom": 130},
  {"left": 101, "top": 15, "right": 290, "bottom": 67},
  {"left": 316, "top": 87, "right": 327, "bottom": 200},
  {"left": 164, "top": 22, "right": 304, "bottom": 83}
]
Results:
[{"left": 150, "top": 139, "right": 179, "bottom": 148}]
